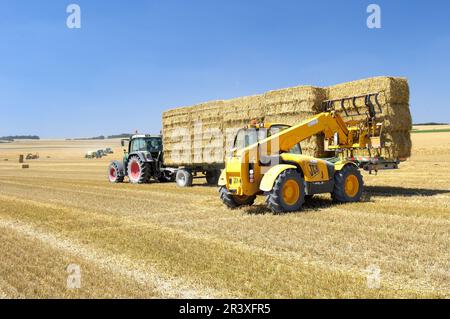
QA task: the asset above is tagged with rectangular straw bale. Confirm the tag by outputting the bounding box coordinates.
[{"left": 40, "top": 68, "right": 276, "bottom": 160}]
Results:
[
  {"left": 327, "top": 77, "right": 409, "bottom": 105},
  {"left": 190, "top": 101, "right": 224, "bottom": 164},
  {"left": 341, "top": 131, "right": 412, "bottom": 159},
  {"left": 262, "top": 86, "right": 328, "bottom": 157},
  {"left": 162, "top": 105, "right": 193, "bottom": 166},
  {"left": 264, "top": 86, "right": 326, "bottom": 115},
  {"left": 222, "top": 95, "right": 264, "bottom": 125}
]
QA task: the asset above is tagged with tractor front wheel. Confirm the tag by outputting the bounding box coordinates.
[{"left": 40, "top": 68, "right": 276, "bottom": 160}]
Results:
[
  {"left": 332, "top": 165, "right": 364, "bottom": 203},
  {"left": 127, "top": 156, "right": 151, "bottom": 184},
  {"left": 266, "top": 169, "right": 305, "bottom": 213},
  {"left": 108, "top": 161, "right": 124, "bottom": 183},
  {"left": 219, "top": 186, "right": 256, "bottom": 209}
]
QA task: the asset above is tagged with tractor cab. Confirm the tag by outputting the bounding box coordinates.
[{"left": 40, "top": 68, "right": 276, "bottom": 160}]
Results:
[{"left": 121, "top": 135, "right": 163, "bottom": 162}]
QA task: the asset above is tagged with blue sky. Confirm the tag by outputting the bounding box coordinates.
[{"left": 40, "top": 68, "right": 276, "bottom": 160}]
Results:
[{"left": 0, "top": 0, "right": 449, "bottom": 138}]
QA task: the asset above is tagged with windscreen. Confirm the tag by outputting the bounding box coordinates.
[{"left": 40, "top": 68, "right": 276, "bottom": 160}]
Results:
[
  {"left": 234, "top": 128, "right": 267, "bottom": 150},
  {"left": 144, "top": 137, "right": 163, "bottom": 152},
  {"left": 233, "top": 125, "right": 302, "bottom": 154}
]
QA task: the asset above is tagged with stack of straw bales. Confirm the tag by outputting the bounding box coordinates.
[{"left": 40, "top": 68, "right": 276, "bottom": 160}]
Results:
[
  {"left": 162, "top": 87, "right": 328, "bottom": 165},
  {"left": 263, "top": 86, "right": 328, "bottom": 157},
  {"left": 162, "top": 106, "right": 192, "bottom": 165},
  {"left": 162, "top": 76, "right": 412, "bottom": 166}
]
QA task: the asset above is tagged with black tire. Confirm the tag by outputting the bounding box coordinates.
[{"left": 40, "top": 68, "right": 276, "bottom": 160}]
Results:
[
  {"left": 205, "top": 169, "right": 220, "bottom": 186},
  {"left": 108, "top": 161, "right": 124, "bottom": 183},
  {"left": 176, "top": 169, "right": 193, "bottom": 187},
  {"left": 332, "top": 165, "right": 364, "bottom": 203},
  {"left": 266, "top": 169, "right": 305, "bottom": 213},
  {"left": 127, "top": 156, "right": 151, "bottom": 184},
  {"left": 158, "top": 176, "right": 171, "bottom": 183},
  {"left": 219, "top": 186, "right": 256, "bottom": 209}
]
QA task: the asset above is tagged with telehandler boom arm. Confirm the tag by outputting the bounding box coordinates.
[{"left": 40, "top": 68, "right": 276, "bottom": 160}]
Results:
[{"left": 236, "top": 110, "right": 365, "bottom": 160}]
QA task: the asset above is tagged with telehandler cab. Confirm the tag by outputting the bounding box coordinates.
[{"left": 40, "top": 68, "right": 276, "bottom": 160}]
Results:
[{"left": 218, "top": 93, "right": 400, "bottom": 213}]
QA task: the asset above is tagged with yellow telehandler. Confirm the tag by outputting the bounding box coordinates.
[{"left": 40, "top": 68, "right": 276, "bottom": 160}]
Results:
[{"left": 218, "top": 93, "right": 400, "bottom": 213}]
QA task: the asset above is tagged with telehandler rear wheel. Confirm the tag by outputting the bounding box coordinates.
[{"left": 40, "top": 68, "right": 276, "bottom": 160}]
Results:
[
  {"left": 219, "top": 186, "right": 256, "bottom": 209},
  {"left": 332, "top": 165, "right": 364, "bottom": 203},
  {"left": 266, "top": 169, "right": 305, "bottom": 213},
  {"left": 127, "top": 156, "right": 151, "bottom": 184}
]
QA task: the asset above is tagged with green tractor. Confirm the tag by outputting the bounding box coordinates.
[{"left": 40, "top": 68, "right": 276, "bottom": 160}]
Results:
[{"left": 108, "top": 134, "right": 175, "bottom": 184}]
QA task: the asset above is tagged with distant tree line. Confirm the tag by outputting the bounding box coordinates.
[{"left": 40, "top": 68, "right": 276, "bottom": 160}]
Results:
[
  {"left": 69, "top": 135, "right": 106, "bottom": 140},
  {"left": 107, "top": 133, "right": 133, "bottom": 139},
  {"left": 0, "top": 135, "right": 40, "bottom": 141},
  {"left": 66, "top": 133, "right": 134, "bottom": 141},
  {"left": 414, "top": 122, "right": 449, "bottom": 126}
]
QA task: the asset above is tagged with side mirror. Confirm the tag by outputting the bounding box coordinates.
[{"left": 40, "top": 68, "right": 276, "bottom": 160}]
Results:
[{"left": 121, "top": 140, "right": 125, "bottom": 147}]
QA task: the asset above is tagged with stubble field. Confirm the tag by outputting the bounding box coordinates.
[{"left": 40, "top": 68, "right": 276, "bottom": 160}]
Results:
[{"left": 0, "top": 131, "right": 449, "bottom": 299}]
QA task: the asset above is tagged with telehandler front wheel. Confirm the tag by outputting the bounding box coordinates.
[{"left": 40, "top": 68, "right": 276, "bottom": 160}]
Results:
[
  {"left": 266, "top": 169, "right": 305, "bottom": 213},
  {"left": 332, "top": 165, "right": 364, "bottom": 203},
  {"left": 219, "top": 187, "right": 256, "bottom": 209}
]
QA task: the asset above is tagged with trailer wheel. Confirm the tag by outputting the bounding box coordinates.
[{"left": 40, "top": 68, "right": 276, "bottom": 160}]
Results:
[
  {"left": 266, "top": 169, "right": 305, "bottom": 213},
  {"left": 332, "top": 165, "right": 364, "bottom": 203},
  {"left": 108, "top": 161, "right": 124, "bottom": 183},
  {"left": 176, "top": 169, "right": 193, "bottom": 187},
  {"left": 219, "top": 186, "right": 255, "bottom": 209},
  {"left": 205, "top": 169, "right": 221, "bottom": 186},
  {"left": 127, "top": 156, "right": 151, "bottom": 184}
]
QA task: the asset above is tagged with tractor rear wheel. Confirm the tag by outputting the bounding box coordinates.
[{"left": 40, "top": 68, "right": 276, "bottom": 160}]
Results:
[
  {"left": 205, "top": 169, "right": 221, "bottom": 186},
  {"left": 332, "top": 165, "right": 364, "bottom": 203},
  {"left": 219, "top": 186, "right": 256, "bottom": 209},
  {"left": 127, "top": 156, "right": 151, "bottom": 184},
  {"left": 266, "top": 169, "right": 305, "bottom": 213},
  {"left": 176, "top": 169, "right": 193, "bottom": 187},
  {"left": 108, "top": 161, "right": 124, "bottom": 183}
]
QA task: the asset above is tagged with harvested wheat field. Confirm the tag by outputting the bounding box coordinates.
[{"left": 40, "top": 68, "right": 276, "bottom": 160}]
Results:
[{"left": 0, "top": 133, "right": 449, "bottom": 299}]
